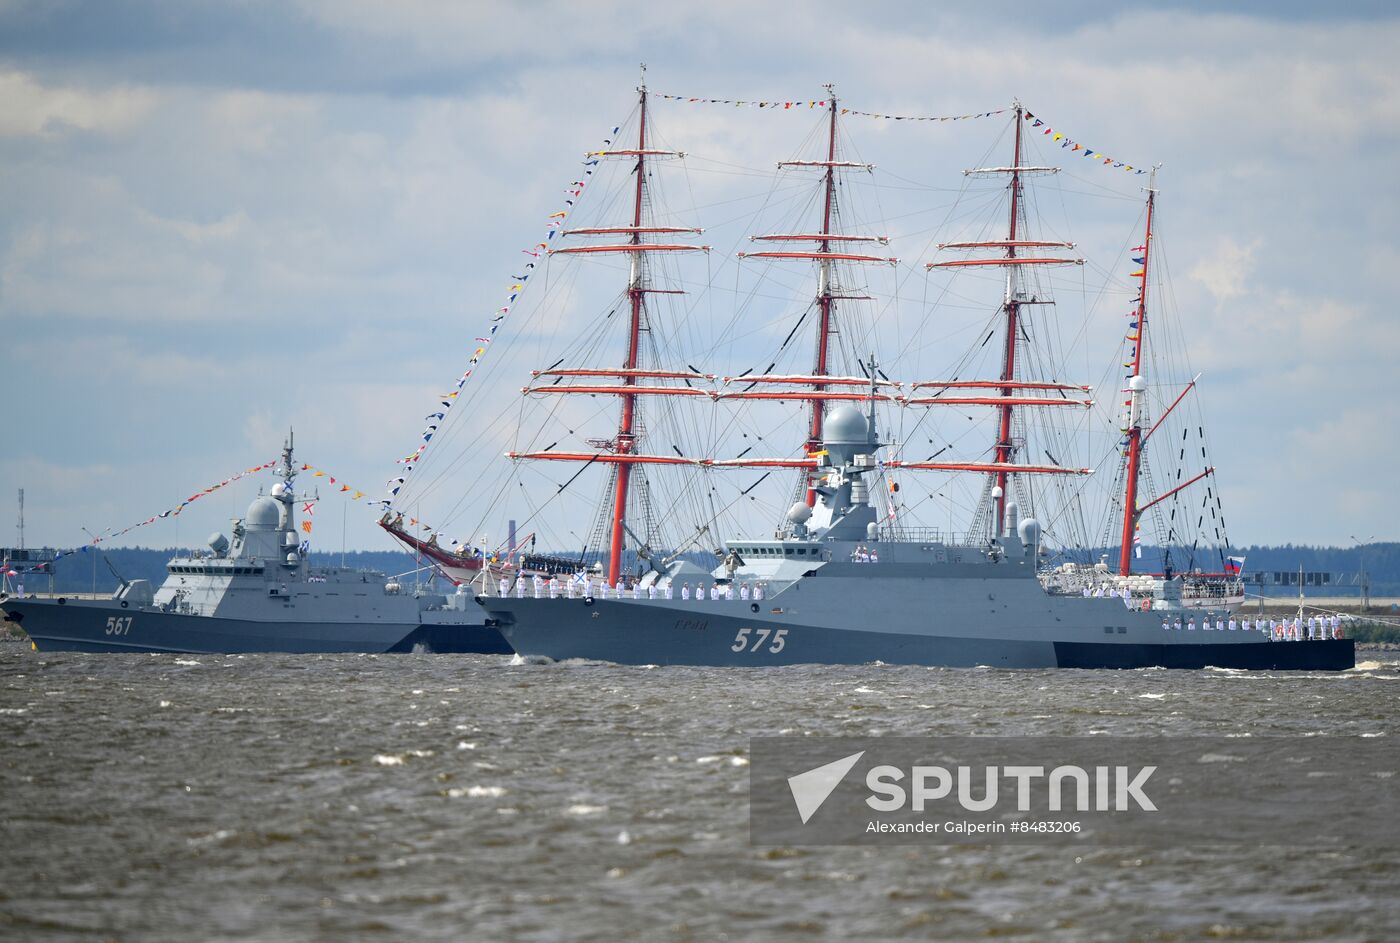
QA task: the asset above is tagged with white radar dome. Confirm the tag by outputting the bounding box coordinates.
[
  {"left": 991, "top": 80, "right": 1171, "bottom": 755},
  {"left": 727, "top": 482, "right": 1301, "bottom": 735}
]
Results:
[
  {"left": 822, "top": 406, "right": 870, "bottom": 445},
  {"left": 1017, "top": 517, "right": 1041, "bottom": 549},
  {"left": 786, "top": 502, "right": 813, "bottom": 524},
  {"left": 245, "top": 496, "right": 282, "bottom": 530}
]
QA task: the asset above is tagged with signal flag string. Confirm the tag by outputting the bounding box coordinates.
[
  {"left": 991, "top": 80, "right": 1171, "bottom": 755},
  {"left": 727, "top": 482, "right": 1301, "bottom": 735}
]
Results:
[{"left": 381, "top": 122, "right": 625, "bottom": 508}]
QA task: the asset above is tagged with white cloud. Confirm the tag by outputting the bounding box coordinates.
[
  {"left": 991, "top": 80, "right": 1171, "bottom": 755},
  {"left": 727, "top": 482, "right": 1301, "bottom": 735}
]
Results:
[
  {"left": 0, "top": 69, "right": 158, "bottom": 138},
  {"left": 1188, "top": 237, "right": 1259, "bottom": 305}
]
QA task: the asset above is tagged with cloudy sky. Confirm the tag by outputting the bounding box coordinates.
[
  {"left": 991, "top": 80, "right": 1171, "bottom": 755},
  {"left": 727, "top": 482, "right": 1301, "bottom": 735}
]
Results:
[{"left": 2, "top": 0, "right": 1396, "bottom": 555}]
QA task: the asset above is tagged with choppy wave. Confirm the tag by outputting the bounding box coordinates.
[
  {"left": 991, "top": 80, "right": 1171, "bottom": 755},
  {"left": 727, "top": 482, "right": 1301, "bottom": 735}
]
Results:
[
  {"left": 445, "top": 785, "right": 506, "bottom": 799},
  {"left": 4, "top": 648, "right": 1398, "bottom": 940}
]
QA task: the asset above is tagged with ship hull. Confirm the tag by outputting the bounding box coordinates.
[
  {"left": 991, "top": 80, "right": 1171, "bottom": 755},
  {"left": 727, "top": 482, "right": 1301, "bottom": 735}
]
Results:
[
  {"left": 406, "top": 619, "right": 514, "bottom": 655},
  {"left": 1052, "top": 638, "right": 1353, "bottom": 670},
  {"left": 483, "top": 592, "right": 1354, "bottom": 671},
  {"left": 2, "top": 598, "right": 509, "bottom": 655}
]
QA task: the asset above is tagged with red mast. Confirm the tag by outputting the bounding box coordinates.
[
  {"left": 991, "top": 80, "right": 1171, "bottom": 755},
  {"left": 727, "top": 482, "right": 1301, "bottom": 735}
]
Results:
[
  {"left": 1117, "top": 183, "right": 1156, "bottom": 576},
  {"left": 991, "top": 103, "right": 1025, "bottom": 534},
  {"left": 735, "top": 88, "right": 898, "bottom": 504},
  {"left": 925, "top": 104, "right": 1081, "bottom": 535},
  {"left": 513, "top": 80, "right": 707, "bottom": 586},
  {"left": 805, "top": 90, "right": 840, "bottom": 504},
  {"left": 605, "top": 83, "right": 651, "bottom": 586}
]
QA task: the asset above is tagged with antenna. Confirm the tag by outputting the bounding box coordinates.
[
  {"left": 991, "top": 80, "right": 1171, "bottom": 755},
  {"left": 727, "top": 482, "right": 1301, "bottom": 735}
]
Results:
[
  {"left": 866, "top": 353, "right": 879, "bottom": 435},
  {"left": 1145, "top": 163, "right": 1162, "bottom": 193},
  {"left": 16, "top": 488, "right": 23, "bottom": 550},
  {"left": 281, "top": 427, "right": 298, "bottom": 485}
]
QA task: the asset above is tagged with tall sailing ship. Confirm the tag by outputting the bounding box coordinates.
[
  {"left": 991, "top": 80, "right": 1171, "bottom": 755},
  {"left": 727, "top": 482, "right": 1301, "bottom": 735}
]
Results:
[{"left": 415, "top": 81, "right": 1350, "bottom": 669}]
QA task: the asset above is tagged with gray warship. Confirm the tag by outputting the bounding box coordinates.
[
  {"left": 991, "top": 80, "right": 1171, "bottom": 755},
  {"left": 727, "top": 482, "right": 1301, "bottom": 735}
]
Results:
[
  {"left": 2, "top": 438, "right": 508, "bottom": 654},
  {"left": 471, "top": 86, "right": 1351, "bottom": 670},
  {"left": 480, "top": 404, "right": 1351, "bottom": 669}
]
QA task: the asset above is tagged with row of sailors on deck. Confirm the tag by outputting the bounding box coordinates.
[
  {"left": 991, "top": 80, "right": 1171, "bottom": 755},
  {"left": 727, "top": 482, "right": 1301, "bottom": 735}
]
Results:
[
  {"left": 498, "top": 574, "right": 767, "bottom": 602},
  {"left": 1160, "top": 614, "right": 1345, "bottom": 640}
]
